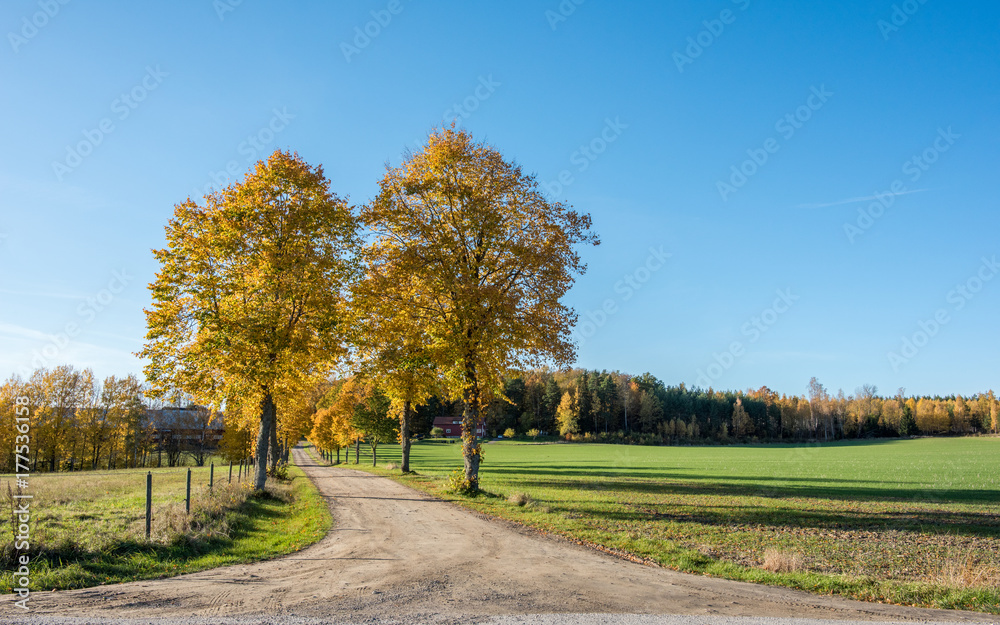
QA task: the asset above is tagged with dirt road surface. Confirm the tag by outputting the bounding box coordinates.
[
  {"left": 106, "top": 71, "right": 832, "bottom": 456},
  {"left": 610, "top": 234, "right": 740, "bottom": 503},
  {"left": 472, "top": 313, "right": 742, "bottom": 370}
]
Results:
[{"left": 5, "top": 445, "right": 995, "bottom": 624}]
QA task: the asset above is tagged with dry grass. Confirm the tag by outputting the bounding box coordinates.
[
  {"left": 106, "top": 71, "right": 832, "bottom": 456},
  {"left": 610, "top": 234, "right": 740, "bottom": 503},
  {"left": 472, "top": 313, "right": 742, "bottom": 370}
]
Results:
[
  {"left": 0, "top": 468, "right": 278, "bottom": 566},
  {"left": 384, "top": 463, "right": 400, "bottom": 471},
  {"left": 140, "top": 483, "right": 256, "bottom": 543},
  {"left": 761, "top": 548, "right": 804, "bottom": 573},
  {"left": 932, "top": 550, "right": 1000, "bottom": 589},
  {"left": 507, "top": 491, "right": 532, "bottom": 507}
]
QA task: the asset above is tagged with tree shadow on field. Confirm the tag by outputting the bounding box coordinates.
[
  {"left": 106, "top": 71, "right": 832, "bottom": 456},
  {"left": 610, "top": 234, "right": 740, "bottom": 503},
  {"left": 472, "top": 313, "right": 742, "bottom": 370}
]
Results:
[
  {"left": 507, "top": 466, "right": 998, "bottom": 505},
  {"left": 514, "top": 475, "right": 1000, "bottom": 538},
  {"left": 538, "top": 496, "right": 1000, "bottom": 539},
  {"left": 504, "top": 465, "right": 897, "bottom": 483},
  {"left": 526, "top": 470, "right": 1000, "bottom": 505}
]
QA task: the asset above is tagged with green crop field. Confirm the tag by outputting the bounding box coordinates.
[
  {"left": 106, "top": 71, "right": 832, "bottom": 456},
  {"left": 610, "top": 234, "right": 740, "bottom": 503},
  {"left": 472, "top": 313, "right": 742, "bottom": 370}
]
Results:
[{"left": 340, "top": 437, "right": 1000, "bottom": 613}]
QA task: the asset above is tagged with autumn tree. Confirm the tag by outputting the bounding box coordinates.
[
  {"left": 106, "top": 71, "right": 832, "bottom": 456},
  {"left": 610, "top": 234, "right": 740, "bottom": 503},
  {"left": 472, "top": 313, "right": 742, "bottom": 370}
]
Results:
[
  {"left": 731, "top": 397, "right": 752, "bottom": 439},
  {"left": 349, "top": 381, "right": 398, "bottom": 466},
  {"left": 319, "top": 377, "right": 366, "bottom": 463},
  {"left": 990, "top": 391, "right": 998, "bottom": 433},
  {"left": 219, "top": 418, "right": 254, "bottom": 464},
  {"left": 556, "top": 391, "right": 578, "bottom": 438},
  {"left": 350, "top": 271, "right": 440, "bottom": 472},
  {"left": 32, "top": 366, "right": 94, "bottom": 471},
  {"left": 138, "top": 150, "right": 358, "bottom": 491},
  {"left": 361, "top": 127, "right": 598, "bottom": 492}
]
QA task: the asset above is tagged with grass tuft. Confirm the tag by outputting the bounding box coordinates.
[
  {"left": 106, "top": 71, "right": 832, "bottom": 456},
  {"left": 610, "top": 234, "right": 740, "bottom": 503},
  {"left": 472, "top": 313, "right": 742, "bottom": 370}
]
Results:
[
  {"left": 932, "top": 549, "right": 1000, "bottom": 589},
  {"left": 761, "top": 549, "right": 804, "bottom": 573},
  {"left": 508, "top": 491, "right": 532, "bottom": 507}
]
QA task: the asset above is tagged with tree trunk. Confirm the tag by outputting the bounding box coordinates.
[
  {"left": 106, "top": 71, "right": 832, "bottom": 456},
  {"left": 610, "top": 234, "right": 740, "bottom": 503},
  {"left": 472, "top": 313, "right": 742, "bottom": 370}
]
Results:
[
  {"left": 372, "top": 444, "right": 377, "bottom": 467},
  {"left": 336, "top": 447, "right": 340, "bottom": 464},
  {"left": 354, "top": 437, "right": 360, "bottom": 464},
  {"left": 461, "top": 384, "right": 482, "bottom": 492},
  {"left": 400, "top": 400, "right": 412, "bottom": 472},
  {"left": 268, "top": 410, "right": 280, "bottom": 474},
  {"left": 254, "top": 392, "right": 275, "bottom": 491}
]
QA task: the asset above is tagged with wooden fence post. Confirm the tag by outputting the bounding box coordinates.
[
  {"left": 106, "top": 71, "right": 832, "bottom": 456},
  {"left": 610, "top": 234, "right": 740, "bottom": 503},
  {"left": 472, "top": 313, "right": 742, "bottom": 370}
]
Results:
[
  {"left": 186, "top": 468, "right": 192, "bottom": 513},
  {"left": 145, "top": 471, "right": 152, "bottom": 539}
]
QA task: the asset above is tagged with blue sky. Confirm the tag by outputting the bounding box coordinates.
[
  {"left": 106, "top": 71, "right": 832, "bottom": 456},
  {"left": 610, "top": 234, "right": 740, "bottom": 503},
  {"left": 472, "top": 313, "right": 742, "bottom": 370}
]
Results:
[{"left": 1, "top": 0, "right": 997, "bottom": 397}]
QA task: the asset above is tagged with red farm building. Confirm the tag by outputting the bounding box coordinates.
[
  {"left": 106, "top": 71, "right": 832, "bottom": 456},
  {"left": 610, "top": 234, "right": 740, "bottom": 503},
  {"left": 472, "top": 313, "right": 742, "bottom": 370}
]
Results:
[{"left": 432, "top": 416, "right": 486, "bottom": 438}]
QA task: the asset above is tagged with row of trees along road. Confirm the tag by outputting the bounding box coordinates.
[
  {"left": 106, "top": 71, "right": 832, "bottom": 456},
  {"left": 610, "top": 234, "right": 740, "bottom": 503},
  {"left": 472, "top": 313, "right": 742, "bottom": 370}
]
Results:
[{"left": 139, "top": 127, "right": 598, "bottom": 492}]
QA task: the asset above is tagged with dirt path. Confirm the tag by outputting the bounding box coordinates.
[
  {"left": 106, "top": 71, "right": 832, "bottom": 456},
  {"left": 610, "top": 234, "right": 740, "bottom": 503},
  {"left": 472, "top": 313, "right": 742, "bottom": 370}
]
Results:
[{"left": 7, "top": 445, "right": 994, "bottom": 623}]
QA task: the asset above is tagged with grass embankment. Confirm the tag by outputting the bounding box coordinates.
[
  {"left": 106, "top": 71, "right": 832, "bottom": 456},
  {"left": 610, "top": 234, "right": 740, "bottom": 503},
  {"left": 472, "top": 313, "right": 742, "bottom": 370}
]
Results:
[
  {"left": 344, "top": 437, "right": 1000, "bottom": 613},
  {"left": 1, "top": 459, "right": 331, "bottom": 591}
]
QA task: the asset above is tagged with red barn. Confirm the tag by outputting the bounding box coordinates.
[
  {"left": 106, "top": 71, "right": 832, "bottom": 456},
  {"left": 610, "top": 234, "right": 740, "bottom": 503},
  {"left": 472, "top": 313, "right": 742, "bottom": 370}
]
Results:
[{"left": 432, "top": 416, "right": 485, "bottom": 438}]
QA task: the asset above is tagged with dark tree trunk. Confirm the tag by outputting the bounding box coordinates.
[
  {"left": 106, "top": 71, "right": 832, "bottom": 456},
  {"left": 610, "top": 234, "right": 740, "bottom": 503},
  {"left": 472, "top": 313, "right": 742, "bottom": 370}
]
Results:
[
  {"left": 400, "top": 400, "right": 412, "bottom": 472},
  {"left": 254, "top": 392, "right": 275, "bottom": 491},
  {"left": 354, "top": 437, "right": 360, "bottom": 464},
  {"left": 461, "top": 377, "right": 482, "bottom": 491},
  {"left": 268, "top": 411, "right": 280, "bottom": 474}
]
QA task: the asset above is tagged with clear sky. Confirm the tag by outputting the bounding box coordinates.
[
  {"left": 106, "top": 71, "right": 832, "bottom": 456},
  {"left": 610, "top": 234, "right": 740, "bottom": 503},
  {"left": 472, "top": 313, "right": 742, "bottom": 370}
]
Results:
[{"left": 1, "top": 0, "right": 997, "bottom": 398}]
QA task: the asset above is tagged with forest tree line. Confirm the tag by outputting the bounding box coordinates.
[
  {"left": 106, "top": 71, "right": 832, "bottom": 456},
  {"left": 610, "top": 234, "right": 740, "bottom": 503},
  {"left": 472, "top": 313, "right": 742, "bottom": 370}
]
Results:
[
  {"left": 390, "top": 369, "right": 999, "bottom": 443},
  {"left": 304, "top": 368, "right": 999, "bottom": 452},
  {"left": 4, "top": 363, "right": 997, "bottom": 474}
]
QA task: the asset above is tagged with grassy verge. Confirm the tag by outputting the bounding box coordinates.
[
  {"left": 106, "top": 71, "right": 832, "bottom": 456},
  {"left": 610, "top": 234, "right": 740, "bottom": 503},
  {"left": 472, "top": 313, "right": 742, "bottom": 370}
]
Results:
[
  {"left": 0, "top": 460, "right": 331, "bottom": 591},
  {"left": 344, "top": 438, "right": 1000, "bottom": 614}
]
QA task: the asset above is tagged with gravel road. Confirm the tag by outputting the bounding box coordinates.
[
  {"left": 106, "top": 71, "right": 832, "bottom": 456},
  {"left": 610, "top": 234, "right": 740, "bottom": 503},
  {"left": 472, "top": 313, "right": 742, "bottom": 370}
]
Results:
[{"left": 4, "top": 445, "right": 994, "bottom": 624}]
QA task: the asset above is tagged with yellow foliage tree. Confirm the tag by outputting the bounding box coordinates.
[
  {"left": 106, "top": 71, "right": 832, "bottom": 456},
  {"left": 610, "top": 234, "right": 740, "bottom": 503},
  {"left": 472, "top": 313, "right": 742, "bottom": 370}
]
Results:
[
  {"left": 138, "top": 150, "right": 358, "bottom": 490},
  {"left": 556, "top": 391, "right": 578, "bottom": 438},
  {"left": 360, "top": 127, "right": 598, "bottom": 491},
  {"left": 349, "top": 273, "right": 441, "bottom": 471}
]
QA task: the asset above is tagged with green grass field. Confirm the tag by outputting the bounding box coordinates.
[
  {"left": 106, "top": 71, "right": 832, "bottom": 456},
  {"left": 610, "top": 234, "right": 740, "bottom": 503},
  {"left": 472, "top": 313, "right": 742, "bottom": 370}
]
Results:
[
  {"left": 0, "top": 460, "right": 331, "bottom": 591},
  {"left": 341, "top": 437, "right": 1000, "bottom": 613}
]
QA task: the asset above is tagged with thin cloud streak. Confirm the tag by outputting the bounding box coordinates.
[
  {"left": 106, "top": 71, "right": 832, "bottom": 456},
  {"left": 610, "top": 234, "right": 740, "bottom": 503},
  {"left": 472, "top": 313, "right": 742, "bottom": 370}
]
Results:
[
  {"left": 797, "top": 188, "right": 928, "bottom": 209},
  {"left": 0, "top": 288, "right": 87, "bottom": 301}
]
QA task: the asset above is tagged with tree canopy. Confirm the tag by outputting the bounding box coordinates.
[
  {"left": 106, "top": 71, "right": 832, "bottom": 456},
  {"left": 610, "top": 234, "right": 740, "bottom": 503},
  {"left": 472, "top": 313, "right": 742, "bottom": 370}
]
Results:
[
  {"left": 360, "top": 126, "right": 598, "bottom": 491},
  {"left": 138, "top": 150, "right": 358, "bottom": 490}
]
